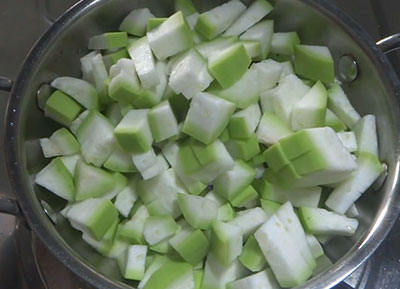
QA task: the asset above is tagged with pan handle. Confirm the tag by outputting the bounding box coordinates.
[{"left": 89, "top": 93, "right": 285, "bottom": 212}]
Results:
[
  {"left": 376, "top": 33, "right": 400, "bottom": 53},
  {"left": 0, "top": 76, "right": 13, "bottom": 92},
  {"left": 0, "top": 197, "right": 20, "bottom": 215}
]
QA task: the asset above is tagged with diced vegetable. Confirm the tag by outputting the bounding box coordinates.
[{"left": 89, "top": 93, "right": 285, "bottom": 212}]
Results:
[
  {"left": 294, "top": 44, "right": 334, "bottom": 83},
  {"left": 40, "top": 128, "right": 79, "bottom": 158},
  {"left": 120, "top": 8, "right": 155, "bottom": 36},
  {"left": 147, "top": 11, "right": 193, "bottom": 60},
  {"left": 195, "top": 0, "right": 246, "bottom": 40}
]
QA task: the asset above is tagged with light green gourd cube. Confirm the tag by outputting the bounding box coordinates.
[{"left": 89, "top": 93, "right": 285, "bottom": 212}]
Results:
[
  {"left": 34, "top": 157, "right": 75, "bottom": 201},
  {"left": 174, "top": 0, "right": 197, "bottom": 16},
  {"left": 169, "top": 227, "right": 209, "bottom": 265},
  {"left": 103, "top": 48, "right": 129, "bottom": 71},
  {"left": 264, "top": 74, "right": 310, "bottom": 127},
  {"left": 148, "top": 100, "right": 179, "bottom": 142},
  {"left": 211, "top": 221, "right": 243, "bottom": 267},
  {"left": 254, "top": 213, "right": 313, "bottom": 288},
  {"left": 201, "top": 253, "right": 248, "bottom": 289},
  {"left": 101, "top": 172, "right": 128, "bottom": 200},
  {"left": 88, "top": 32, "right": 128, "bottom": 50},
  {"left": 225, "top": 133, "right": 260, "bottom": 161},
  {"left": 178, "top": 193, "right": 219, "bottom": 229},
  {"left": 239, "top": 20, "right": 274, "bottom": 60},
  {"left": 103, "top": 146, "right": 137, "bottom": 173},
  {"left": 161, "top": 142, "right": 207, "bottom": 195},
  {"left": 305, "top": 234, "right": 324, "bottom": 259},
  {"left": 178, "top": 140, "right": 203, "bottom": 175},
  {"left": 270, "top": 32, "right": 300, "bottom": 55},
  {"left": 80, "top": 51, "right": 98, "bottom": 84},
  {"left": 138, "top": 255, "right": 170, "bottom": 289},
  {"left": 208, "top": 43, "right": 251, "bottom": 88},
  {"left": 119, "top": 205, "right": 149, "bottom": 244},
  {"left": 353, "top": 114, "right": 378, "bottom": 157},
  {"left": 189, "top": 139, "right": 235, "bottom": 183},
  {"left": 147, "top": 17, "right": 167, "bottom": 31},
  {"left": 208, "top": 67, "right": 259, "bottom": 109},
  {"left": 327, "top": 83, "right": 361, "bottom": 128},
  {"left": 337, "top": 131, "right": 358, "bottom": 153},
  {"left": 142, "top": 260, "right": 194, "bottom": 289},
  {"left": 256, "top": 112, "right": 293, "bottom": 146},
  {"left": 195, "top": 36, "right": 238, "bottom": 60},
  {"left": 224, "top": 0, "right": 273, "bottom": 36},
  {"left": 182, "top": 92, "right": 236, "bottom": 144},
  {"left": 262, "top": 142, "right": 290, "bottom": 172},
  {"left": 218, "top": 203, "right": 236, "bottom": 222},
  {"left": 90, "top": 54, "right": 112, "bottom": 105},
  {"left": 76, "top": 111, "right": 115, "bottom": 167},
  {"left": 325, "top": 152, "right": 384, "bottom": 214},
  {"left": 59, "top": 154, "right": 81, "bottom": 176},
  {"left": 114, "top": 177, "right": 139, "bottom": 217},
  {"left": 260, "top": 199, "right": 281, "bottom": 217},
  {"left": 109, "top": 58, "right": 142, "bottom": 105},
  {"left": 50, "top": 76, "right": 98, "bottom": 110},
  {"left": 194, "top": 270, "right": 204, "bottom": 289},
  {"left": 147, "top": 11, "right": 193, "bottom": 60},
  {"left": 241, "top": 40, "right": 262, "bottom": 59},
  {"left": 227, "top": 269, "right": 280, "bottom": 289},
  {"left": 312, "top": 254, "right": 333, "bottom": 277},
  {"left": 120, "top": 8, "right": 155, "bottom": 36},
  {"left": 44, "top": 90, "right": 83, "bottom": 127},
  {"left": 291, "top": 81, "right": 328, "bottom": 131},
  {"left": 230, "top": 185, "right": 258, "bottom": 208},
  {"left": 325, "top": 108, "right": 347, "bottom": 132},
  {"left": 239, "top": 235, "right": 268, "bottom": 272},
  {"left": 114, "top": 109, "right": 153, "bottom": 153},
  {"left": 195, "top": 0, "right": 246, "bottom": 40},
  {"left": 82, "top": 218, "right": 118, "bottom": 256},
  {"left": 117, "top": 245, "right": 147, "bottom": 280},
  {"left": 252, "top": 59, "right": 284, "bottom": 92},
  {"left": 298, "top": 207, "right": 359, "bottom": 236},
  {"left": 294, "top": 44, "right": 334, "bottom": 83},
  {"left": 39, "top": 128, "right": 79, "bottom": 158},
  {"left": 127, "top": 36, "right": 160, "bottom": 89},
  {"left": 228, "top": 103, "right": 262, "bottom": 139},
  {"left": 137, "top": 168, "right": 185, "bottom": 204},
  {"left": 214, "top": 160, "right": 256, "bottom": 200},
  {"left": 168, "top": 48, "right": 213, "bottom": 100},
  {"left": 73, "top": 160, "right": 115, "bottom": 201},
  {"left": 143, "top": 216, "right": 179, "bottom": 246},
  {"left": 274, "top": 202, "right": 316, "bottom": 269},
  {"left": 62, "top": 198, "right": 118, "bottom": 241},
  {"left": 133, "top": 61, "right": 167, "bottom": 109},
  {"left": 228, "top": 208, "right": 268, "bottom": 240}
]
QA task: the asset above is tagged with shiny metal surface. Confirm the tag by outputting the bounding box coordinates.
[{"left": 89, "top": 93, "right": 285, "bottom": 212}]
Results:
[
  {"left": 377, "top": 33, "right": 400, "bottom": 53},
  {"left": 1, "top": 0, "right": 400, "bottom": 289}
]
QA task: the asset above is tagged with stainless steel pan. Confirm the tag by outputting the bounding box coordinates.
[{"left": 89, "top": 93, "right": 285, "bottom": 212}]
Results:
[{"left": 1, "top": 0, "right": 400, "bottom": 288}]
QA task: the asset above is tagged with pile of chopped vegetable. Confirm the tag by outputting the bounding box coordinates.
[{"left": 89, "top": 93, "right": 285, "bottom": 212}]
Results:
[{"left": 34, "top": 0, "right": 385, "bottom": 288}]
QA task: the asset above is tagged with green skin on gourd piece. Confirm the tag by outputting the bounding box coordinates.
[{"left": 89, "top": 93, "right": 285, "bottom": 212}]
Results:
[
  {"left": 45, "top": 90, "right": 83, "bottom": 127},
  {"left": 208, "top": 43, "right": 252, "bottom": 88},
  {"left": 88, "top": 32, "right": 129, "bottom": 50},
  {"left": 114, "top": 110, "right": 153, "bottom": 153},
  {"left": 34, "top": 157, "right": 75, "bottom": 201},
  {"left": 294, "top": 44, "right": 335, "bottom": 84},
  {"left": 147, "top": 18, "right": 167, "bottom": 31},
  {"left": 142, "top": 260, "right": 193, "bottom": 289},
  {"left": 169, "top": 228, "right": 210, "bottom": 265}
]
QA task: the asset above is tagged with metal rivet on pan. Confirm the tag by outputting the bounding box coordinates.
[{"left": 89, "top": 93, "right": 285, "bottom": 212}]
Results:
[
  {"left": 338, "top": 54, "right": 359, "bottom": 83},
  {"left": 373, "top": 163, "right": 388, "bottom": 191},
  {"left": 40, "top": 200, "right": 58, "bottom": 225}
]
